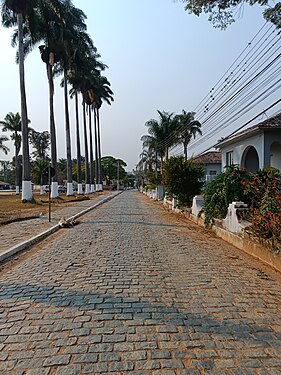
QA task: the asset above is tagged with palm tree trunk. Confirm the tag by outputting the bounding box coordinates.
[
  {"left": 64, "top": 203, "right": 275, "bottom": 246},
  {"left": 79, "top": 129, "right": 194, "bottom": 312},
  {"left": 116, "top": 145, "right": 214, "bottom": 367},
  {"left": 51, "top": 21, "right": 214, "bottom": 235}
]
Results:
[
  {"left": 155, "top": 151, "right": 158, "bottom": 178},
  {"left": 47, "top": 62, "right": 58, "bottom": 198},
  {"left": 184, "top": 142, "right": 188, "bottom": 161},
  {"left": 96, "top": 108, "right": 102, "bottom": 191},
  {"left": 160, "top": 155, "right": 164, "bottom": 174},
  {"left": 18, "top": 13, "right": 32, "bottom": 201},
  {"left": 75, "top": 91, "right": 83, "bottom": 194},
  {"left": 165, "top": 146, "right": 169, "bottom": 162},
  {"left": 15, "top": 148, "right": 19, "bottom": 195},
  {"left": 63, "top": 73, "right": 73, "bottom": 196},
  {"left": 83, "top": 100, "right": 90, "bottom": 194},
  {"left": 93, "top": 107, "right": 99, "bottom": 191},
  {"left": 88, "top": 107, "right": 95, "bottom": 193}
]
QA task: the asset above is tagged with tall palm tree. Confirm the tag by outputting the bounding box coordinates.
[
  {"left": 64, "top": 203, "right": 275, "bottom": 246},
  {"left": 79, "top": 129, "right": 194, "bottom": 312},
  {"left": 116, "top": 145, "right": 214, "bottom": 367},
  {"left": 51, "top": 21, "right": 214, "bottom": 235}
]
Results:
[
  {"left": 56, "top": 4, "right": 93, "bottom": 196},
  {"left": 1, "top": 0, "right": 35, "bottom": 201},
  {"left": 175, "top": 110, "right": 202, "bottom": 161},
  {"left": 4, "top": 0, "right": 67, "bottom": 198},
  {"left": 0, "top": 135, "right": 10, "bottom": 155},
  {"left": 92, "top": 75, "right": 114, "bottom": 191},
  {"left": 0, "top": 112, "right": 22, "bottom": 194},
  {"left": 68, "top": 50, "right": 103, "bottom": 194},
  {"left": 36, "top": 1, "right": 74, "bottom": 198},
  {"left": 13, "top": 0, "right": 84, "bottom": 197},
  {"left": 142, "top": 111, "right": 178, "bottom": 172}
]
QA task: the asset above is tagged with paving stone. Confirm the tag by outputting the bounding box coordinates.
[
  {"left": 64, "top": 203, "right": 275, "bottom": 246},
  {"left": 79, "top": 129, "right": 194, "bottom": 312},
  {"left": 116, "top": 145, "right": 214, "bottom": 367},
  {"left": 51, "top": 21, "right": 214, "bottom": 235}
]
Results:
[
  {"left": 55, "top": 364, "right": 82, "bottom": 375},
  {"left": 43, "top": 355, "right": 70, "bottom": 366},
  {"left": 72, "top": 353, "right": 98, "bottom": 363},
  {"left": 26, "top": 369, "right": 50, "bottom": 375},
  {"left": 1, "top": 191, "right": 281, "bottom": 373},
  {"left": 84, "top": 362, "right": 108, "bottom": 373},
  {"left": 108, "top": 361, "right": 134, "bottom": 372}
]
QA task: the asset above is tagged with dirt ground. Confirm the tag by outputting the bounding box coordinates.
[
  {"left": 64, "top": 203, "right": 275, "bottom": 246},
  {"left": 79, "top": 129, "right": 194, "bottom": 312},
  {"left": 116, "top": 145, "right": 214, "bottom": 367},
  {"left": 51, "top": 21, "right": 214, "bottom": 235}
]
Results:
[{"left": 0, "top": 191, "right": 94, "bottom": 225}]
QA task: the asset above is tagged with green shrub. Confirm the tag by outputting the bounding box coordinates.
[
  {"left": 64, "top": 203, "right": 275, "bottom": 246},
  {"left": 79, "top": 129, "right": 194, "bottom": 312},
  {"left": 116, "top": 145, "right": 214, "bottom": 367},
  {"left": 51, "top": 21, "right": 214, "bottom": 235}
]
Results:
[
  {"left": 202, "top": 165, "right": 251, "bottom": 225},
  {"left": 163, "top": 156, "right": 204, "bottom": 206},
  {"left": 243, "top": 167, "right": 281, "bottom": 251}
]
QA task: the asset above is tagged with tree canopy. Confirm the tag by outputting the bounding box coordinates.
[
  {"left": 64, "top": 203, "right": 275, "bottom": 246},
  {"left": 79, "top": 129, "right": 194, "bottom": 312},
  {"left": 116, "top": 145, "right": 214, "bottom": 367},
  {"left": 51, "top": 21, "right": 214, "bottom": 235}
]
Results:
[{"left": 181, "top": 0, "right": 281, "bottom": 29}]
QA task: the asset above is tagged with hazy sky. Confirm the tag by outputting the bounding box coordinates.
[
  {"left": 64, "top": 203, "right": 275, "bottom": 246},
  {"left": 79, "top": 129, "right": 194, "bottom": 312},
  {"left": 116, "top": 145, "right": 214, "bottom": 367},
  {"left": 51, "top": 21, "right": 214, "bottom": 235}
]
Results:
[{"left": 0, "top": 0, "right": 277, "bottom": 171}]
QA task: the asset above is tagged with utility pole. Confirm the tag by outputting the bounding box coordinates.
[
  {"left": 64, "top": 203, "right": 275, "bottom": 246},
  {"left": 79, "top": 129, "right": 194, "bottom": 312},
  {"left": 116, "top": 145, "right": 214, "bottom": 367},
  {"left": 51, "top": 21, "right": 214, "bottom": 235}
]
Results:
[{"left": 117, "top": 160, "right": 120, "bottom": 191}]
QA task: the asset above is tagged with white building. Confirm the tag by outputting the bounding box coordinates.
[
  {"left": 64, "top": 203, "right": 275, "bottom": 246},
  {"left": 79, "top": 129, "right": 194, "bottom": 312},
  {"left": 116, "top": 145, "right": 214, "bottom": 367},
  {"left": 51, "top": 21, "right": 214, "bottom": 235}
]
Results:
[
  {"left": 193, "top": 151, "right": 222, "bottom": 181},
  {"left": 217, "top": 113, "right": 281, "bottom": 172}
]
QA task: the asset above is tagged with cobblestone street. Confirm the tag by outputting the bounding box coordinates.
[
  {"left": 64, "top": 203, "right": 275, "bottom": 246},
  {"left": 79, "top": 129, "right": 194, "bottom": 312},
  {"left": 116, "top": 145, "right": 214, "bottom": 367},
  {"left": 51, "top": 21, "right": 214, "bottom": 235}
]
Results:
[{"left": 1, "top": 190, "right": 281, "bottom": 374}]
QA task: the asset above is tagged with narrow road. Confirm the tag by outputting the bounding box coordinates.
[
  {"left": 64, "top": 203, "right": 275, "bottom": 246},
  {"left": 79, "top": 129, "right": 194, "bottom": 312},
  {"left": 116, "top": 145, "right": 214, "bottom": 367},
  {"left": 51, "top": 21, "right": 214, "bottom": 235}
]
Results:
[{"left": 1, "top": 190, "right": 281, "bottom": 374}]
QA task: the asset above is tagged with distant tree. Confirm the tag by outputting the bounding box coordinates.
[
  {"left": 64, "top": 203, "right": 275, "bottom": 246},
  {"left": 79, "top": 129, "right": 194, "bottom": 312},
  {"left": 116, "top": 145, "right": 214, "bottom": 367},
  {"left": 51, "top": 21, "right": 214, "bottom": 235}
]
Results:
[
  {"left": 0, "top": 160, "right": 13, "bottom": 182},
  {"left": 174, "top": 110, "right": 202, "bottom": 161},
  {"left": 0, "top": 135, "right": 10, "bottom": 155},
  {"left": 101, "top": 156, "right": 127, "bottom": 182},
  {"left": 31, "top": 158, "right": 49, "bottom": 189},
  {"left": 181, "top": 0, "right": 281, "bottom": 29},
  {"left": 57, "top": 158, "right": 67, "bottom": 184},
  {"left": 0, "top": 112, "right": 21, "bottom": 194},
  {"left": 29, "top": 129, "right": 50, "bottom": 159},
  {"left": 141, "top": 111, "right": 178, "bottom": 173},
  {"left": 163, "top": 156, "right": 204, "bottom": 206}
]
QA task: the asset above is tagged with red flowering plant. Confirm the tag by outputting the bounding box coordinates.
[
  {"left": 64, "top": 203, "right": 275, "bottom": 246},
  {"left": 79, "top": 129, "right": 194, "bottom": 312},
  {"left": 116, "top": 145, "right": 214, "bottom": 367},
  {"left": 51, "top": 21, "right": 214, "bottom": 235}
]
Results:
[{"left": 243, "top": 167, "right": 281, "bottom": 252}]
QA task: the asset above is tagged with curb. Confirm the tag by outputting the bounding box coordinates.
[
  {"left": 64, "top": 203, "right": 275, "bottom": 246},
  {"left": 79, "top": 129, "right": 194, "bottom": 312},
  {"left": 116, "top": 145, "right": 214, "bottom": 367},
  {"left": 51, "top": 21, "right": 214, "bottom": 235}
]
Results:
[{"left": 0, "top": 191, "right": 122, "bottom": 263}]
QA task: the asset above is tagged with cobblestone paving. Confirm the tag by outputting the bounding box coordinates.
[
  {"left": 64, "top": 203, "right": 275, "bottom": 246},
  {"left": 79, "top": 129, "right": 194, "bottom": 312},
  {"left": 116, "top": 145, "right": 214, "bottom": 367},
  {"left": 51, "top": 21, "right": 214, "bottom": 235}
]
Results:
[{"left": 0, "top": 190, "right": 281, "bottom": 374}]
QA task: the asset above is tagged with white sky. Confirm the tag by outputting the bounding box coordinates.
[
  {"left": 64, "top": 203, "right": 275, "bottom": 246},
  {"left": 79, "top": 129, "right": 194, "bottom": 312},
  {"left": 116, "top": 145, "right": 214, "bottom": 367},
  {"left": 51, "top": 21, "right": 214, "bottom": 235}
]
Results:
[{"left": 0, "top": 0, "right": 277, "bottom": 171}]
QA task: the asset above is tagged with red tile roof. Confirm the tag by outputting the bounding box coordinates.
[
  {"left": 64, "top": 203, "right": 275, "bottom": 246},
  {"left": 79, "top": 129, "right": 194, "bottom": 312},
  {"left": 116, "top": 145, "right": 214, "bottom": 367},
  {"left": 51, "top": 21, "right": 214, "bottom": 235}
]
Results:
[
  {"left": 218, "top": 112, "right": 281, "bottom": 145},
  {"left": 193, "top": 151, "right": 221, "bottom": 164}
]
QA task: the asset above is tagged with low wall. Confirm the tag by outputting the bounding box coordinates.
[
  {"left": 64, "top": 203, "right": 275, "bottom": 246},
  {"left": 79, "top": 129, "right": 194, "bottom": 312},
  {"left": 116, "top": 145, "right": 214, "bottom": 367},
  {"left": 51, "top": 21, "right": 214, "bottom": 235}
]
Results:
[{"left": 159, "top": 193, "right": 281, "bottom": 274}]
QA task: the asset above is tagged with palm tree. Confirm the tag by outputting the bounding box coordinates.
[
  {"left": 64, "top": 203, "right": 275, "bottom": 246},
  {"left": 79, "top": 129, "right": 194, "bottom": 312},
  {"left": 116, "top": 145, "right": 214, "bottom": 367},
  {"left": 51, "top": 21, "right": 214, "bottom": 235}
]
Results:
[
  {"left": 92, "top": 75, "right": 114, "bottom": 190},
  {"left": 1, "top": 0, "right": 35, "bottom": 201},
  {"left": 68, "top": 51, "right": 103, "bottom": 194},
  {"left": 142, "top": 110, "right": 178, "bottom": 172},
  {"left": 139, "top": 148, "right": 158, "bottom": 175},
  {"left": 0, "top": 112, "right": 22, "bottom": 194},
  {"left": 13, "top": 0, "right": 84, "bottom": 197},
  {"left": 0, "top": 135, "right": 10, "bottom": 155},
  {"left": 56, "top": 4, "right": 93, "bottom": 196},
  {"left": 31, "top": 157, "right": 49, "bottom": 194},
  {"left": 175, "top": 110, "right": 202, "bottom": 161}
]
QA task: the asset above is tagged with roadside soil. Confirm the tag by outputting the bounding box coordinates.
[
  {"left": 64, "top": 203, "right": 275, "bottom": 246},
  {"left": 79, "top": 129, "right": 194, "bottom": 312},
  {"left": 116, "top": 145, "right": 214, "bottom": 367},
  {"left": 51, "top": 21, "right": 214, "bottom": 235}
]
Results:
[{"left": 0, "top": 192, "right": 104, "bottom": 225}]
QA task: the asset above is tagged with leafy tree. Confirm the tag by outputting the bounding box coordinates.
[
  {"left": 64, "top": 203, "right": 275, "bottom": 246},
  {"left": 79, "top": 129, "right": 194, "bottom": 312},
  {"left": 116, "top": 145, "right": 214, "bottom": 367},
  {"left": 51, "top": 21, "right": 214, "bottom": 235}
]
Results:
[
  {"left": 101, "top": 156, "right": 127, "bottom": 182},
  {"left": 57, "top": 158, "right": 67, "bottom": 184},
  {"left": 202, "top": 165, "right": 251, "bottom": 225},
  {"left": 163, "top": 156, "right": 204, "bottom": 206},
  {"left": 243, "top": 167, "right": 281, "bottom": 251},
  {"left": 29, "top": 129, "right": 50, "bottom": 159},
  {"left": 181, "top": 0, "right": 281, "bottom": 29},
  {"left": 31, "top": 157, "right": 49, "bottom": 186},
  {"left": 0, "top": 160, "right": 13, "bottom": 182},
  {"left": 0, "top": 112, "right": 22, "bottom": 193},
  {"left": 0, "top": 135, "right": 10, "bottom": 155},
  {"left": 174, "top": 110, "right": 202, "bottom": 161}
]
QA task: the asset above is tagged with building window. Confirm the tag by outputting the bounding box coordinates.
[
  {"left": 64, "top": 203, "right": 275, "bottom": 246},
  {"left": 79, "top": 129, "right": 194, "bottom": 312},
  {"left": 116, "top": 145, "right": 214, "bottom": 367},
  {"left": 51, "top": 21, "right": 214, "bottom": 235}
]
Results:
[
  {"left": 226, "top": 151, "right": 233, "bottom": 166},
  {"left": 209, "top": 170, "right": 217, "bottom": 176}
]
